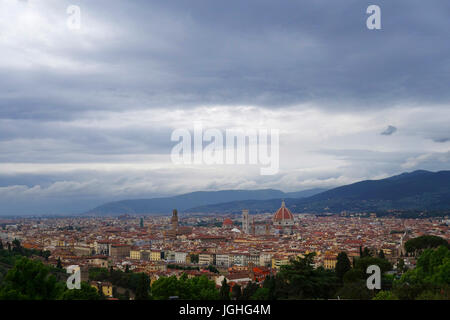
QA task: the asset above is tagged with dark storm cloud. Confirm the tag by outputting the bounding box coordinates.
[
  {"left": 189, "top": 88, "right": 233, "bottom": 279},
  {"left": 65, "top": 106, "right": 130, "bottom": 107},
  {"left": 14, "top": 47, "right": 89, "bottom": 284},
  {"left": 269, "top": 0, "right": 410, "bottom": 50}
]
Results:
[
  {"left": 87, "top": 0, "right": 450, "bottom": 109},
  {"left": 381, "top": 125, "right": 397, "bottom": 136},
  {"left": 2, "top": 0, "right": 450, "bottom": 121}
]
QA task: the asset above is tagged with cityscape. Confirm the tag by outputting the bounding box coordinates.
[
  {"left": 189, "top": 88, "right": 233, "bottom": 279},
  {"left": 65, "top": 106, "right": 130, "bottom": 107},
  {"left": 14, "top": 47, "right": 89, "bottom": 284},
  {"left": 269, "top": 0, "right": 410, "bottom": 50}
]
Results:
[
  {"left": 0, "top": 0, "right": 449, "bottom": 309},
  {"left": 0, "top": 196, "right": 449, "bottom": 300}
]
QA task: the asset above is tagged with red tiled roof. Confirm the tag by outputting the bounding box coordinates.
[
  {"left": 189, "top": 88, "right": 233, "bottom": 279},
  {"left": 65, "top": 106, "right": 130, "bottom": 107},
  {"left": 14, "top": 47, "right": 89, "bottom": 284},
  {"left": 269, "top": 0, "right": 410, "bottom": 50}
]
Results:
[
  {"left": 223, "top": 218, "right": 233, "bottom": 226},
  {"left": 273, "top": 201, "right": 294, "bottom": 221}
]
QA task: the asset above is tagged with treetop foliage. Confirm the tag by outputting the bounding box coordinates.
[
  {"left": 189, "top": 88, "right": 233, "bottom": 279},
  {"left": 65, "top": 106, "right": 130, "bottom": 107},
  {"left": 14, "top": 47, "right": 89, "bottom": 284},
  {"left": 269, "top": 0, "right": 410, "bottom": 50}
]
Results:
[{"left": 405, "top": 235, "right": 449, "bottom": 254}]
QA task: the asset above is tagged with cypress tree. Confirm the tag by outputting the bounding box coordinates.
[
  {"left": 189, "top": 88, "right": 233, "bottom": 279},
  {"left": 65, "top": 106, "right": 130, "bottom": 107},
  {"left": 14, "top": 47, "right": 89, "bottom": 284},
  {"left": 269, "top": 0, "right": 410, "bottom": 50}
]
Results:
[
  {"left": 219, "top": 278, "right": 230, "bottom": 300},
  {"left": 335, "top": 252, "right": 351, "bottom": 282},
  {"left": 56, "top": 257, "right": 63, "bottom": 269},
  {"left": 135, "top": 273, "right": 149, "bottom": 300},
  {"left": 231, "top": 284, "right": 241, "bottom": 300}
]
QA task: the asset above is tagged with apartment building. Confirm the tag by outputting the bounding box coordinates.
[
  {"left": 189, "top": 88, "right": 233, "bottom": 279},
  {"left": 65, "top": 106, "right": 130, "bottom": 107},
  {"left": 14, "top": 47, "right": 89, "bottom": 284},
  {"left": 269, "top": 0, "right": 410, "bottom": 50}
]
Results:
[
  {"left": 199, "top": 253, "right": 215, "bottom": 265},
  {"left": 216, "top": 254, "right": 230, "bottom": 267}
]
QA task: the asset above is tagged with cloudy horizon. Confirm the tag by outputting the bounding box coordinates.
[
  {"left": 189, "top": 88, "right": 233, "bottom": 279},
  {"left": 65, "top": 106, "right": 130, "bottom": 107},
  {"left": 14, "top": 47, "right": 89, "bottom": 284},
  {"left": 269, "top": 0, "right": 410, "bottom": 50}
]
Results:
[{"left": 0, "top": 0, "right": 449, "bottom": 215}]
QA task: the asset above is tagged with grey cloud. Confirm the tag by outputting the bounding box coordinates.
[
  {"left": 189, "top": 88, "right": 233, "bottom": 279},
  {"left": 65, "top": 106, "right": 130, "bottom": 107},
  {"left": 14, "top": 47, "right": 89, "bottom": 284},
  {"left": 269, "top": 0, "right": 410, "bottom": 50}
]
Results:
[
  {"left": 1, "top": 0, "right": 449, "bottom": 214},
  {"left": 401, "top": 151, "right": 450, "bottom": 170},
  {"left": 319, "top": 149, "right": 419, "bottom": 177},
  {"left": 0, "top": 117, "right": 175, "bottom": 163},
  {"left": 381, "top": 125, "right": 397, "bottom": 136},
  {"left": 432, "top": 137, "right": 450, "bottom": 143},
  {"left": 2, "top": 0, "right": 450, "bottom": 122}
]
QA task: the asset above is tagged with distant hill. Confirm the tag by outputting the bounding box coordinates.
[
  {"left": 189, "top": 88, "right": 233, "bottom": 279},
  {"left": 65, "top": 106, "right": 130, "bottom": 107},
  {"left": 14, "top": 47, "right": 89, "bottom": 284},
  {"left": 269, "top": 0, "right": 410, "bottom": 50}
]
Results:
[
  {"left": 283, "top": 188, "right": 328, "bottom": 198},
  {"left": 185, "top": 198, "right": 297, "bottom": 214},
  {"left": 84, "top": 170, "right": 450, "bottom": 215},
  {"left": 186, "top": 170, "right": 450, "bottom": 214},
  {"left": 84, "top": 188, "right": 326, "bottom": 216},
  {"left": 291, "top": 170, "right": 450, "bottom": 213}
]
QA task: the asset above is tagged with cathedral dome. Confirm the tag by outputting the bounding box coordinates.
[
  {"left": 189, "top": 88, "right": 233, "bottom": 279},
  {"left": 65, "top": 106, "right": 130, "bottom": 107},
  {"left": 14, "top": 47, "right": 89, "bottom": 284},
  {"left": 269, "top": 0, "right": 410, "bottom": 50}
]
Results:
[
  {"left": 223, "top": 218, "right": 233, "bottom": 227},
  {"left": 273, "top": 201, "right": 294, "bottom": 226}
]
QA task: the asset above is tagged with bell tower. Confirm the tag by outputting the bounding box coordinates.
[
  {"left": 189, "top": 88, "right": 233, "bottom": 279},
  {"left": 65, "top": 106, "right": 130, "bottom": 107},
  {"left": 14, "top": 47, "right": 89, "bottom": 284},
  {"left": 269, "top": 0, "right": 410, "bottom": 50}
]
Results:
[
  {"left": 242, "top": 209, "right": 249, "bottom": 234},
  {"left": 168, "top": 209, "right": 179, "bottom": 239}
]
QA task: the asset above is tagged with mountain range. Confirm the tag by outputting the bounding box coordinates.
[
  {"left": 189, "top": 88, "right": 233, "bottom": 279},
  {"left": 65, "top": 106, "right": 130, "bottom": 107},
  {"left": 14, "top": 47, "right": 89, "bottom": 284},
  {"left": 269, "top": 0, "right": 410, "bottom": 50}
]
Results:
[
  {"left": 84, "top": 188, "right": 326, "bottom": 216},
  {"left": 84, "top": 170, "right": 450, "bottom": 216},
  {"left": 187, "top": 170, "right": 450, "bottom": 214}
]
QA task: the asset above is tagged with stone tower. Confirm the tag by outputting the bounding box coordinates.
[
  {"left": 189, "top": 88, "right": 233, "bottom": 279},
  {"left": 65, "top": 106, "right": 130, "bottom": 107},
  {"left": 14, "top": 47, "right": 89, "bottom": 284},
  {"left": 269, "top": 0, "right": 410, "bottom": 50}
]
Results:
[
  {"left": 251, "top": 217, "right": 256, "bottom": 235},
  {"left": 168, "top": 209, "right": 179, "bottom": 239},
  {"left": 242, "top": 209, "right": 249, "bottom": 234},
  {"left": 171, "top": 209, "right": 178, "bottom": 230}
]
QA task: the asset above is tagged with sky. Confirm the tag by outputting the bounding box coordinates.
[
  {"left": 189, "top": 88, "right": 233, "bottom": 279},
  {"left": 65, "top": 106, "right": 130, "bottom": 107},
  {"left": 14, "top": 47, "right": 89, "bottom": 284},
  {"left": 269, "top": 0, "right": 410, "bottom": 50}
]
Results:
[{"left": 0, "top": 0, "right": 449, "bottom": 215}]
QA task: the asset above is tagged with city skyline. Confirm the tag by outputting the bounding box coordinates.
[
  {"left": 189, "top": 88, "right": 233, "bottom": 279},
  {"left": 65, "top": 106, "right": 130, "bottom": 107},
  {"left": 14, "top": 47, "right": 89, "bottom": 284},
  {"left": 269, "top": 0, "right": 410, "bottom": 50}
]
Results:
[{"left": 1, "top": 203, "right": 448, "bottom": 300}]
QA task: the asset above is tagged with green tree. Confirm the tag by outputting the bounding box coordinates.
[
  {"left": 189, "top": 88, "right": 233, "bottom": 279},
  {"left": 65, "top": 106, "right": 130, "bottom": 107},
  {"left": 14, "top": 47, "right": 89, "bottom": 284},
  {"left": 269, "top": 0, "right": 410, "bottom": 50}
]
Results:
[
  {"left": 335, "top": 252, "right": 351, "bottom": 283},
  {"left": 190, "top": 254, "right": 199, "bottom": 264},
  {"left": 188, "top": 275, "right": 219, "bottom": 300},
  {"left": 404, "top": 235, "right": 449, "bottom": 256},
  {"left": 56, "top": 258, "right": 63, "bottom": 269},
  {"left": 134, "top": 273, "right": 150, "bottom": 300},
  {"left": 262, "top": 275, "right": 277, "bottom": 300},
  {"left": 206, "top": 265, "right": 219, "bottom": 274},
  {"left": 250, "top": 287, "right": 270, "bottom": 300},
  {"left": 0, "top": 240, "right": 3, "bottom": 250},
  {"left": 336, "top": 281, "right": 373, "bottom": 300},
  {"left": 241, "top": 281, "right": 259, "bottom": 300},
  {"left": 219, "top": 278, "right": 230, "bottom": 300},
  {"left": 0, "top": 257, "right": 65, "bottom": 300},
  {"left": 393, "top": 245, "right": 450, "bottom": 300},
  {"left": 61, "top": 282, "right": 103, "bottom": 300},
  {"left": 89, "top": 267, "right": 109, "bottom": 282},
  {"left": 42, "top": 250, "right": 51, "bottom": 261},
  {"left": 12, "top": 239, "right": 23, "bottom": 255},
  {"left": 151, "top": 274, "right": 219, "bottom": 300},
  {"left": 276, "top": 253, "right": 339, "bottom": 299},
  {"left": 416, "top": 290, "right": 449, "bottom": 300},
  {"left": 231, "top": 284, "right": 241, "bottom": 300},
  {"left": 362, "top": 247, "right": 372, "bottom": 257},
  {"left": 342, "top": 269, "right": 363, "bottom": 283},
  {"left": 337, "top": 255, "right": 393, "bottom": 300},
  {"left": 373, "top": 290, "right": 398, "bottom": 300},
  {"left": 354, "top": 256, "right": 392, "bottom": 274}
]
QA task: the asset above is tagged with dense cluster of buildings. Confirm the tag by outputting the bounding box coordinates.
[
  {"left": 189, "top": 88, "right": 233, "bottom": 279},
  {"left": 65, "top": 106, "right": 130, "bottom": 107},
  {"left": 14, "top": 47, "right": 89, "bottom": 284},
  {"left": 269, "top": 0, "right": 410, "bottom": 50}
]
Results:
[{"left": 1, "top": 201, "right": 449, "bottom": 297}]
